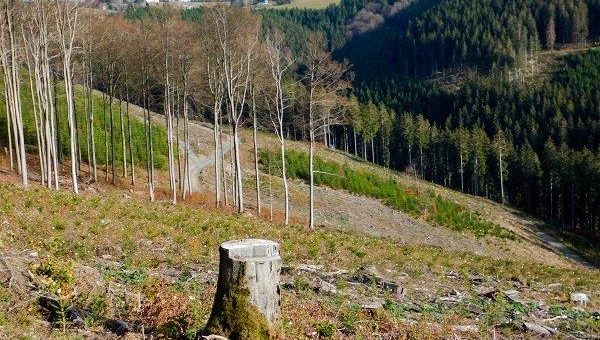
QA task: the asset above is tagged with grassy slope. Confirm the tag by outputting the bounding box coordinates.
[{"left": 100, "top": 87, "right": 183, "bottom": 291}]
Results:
[
  {"left": 259, "top": 148, "right": 515, "bottom": 239},
  {"left": 0, "top": 76, "right": 169, "bottom": 170},
  {"left": 0, "top": 180, "right": 598, "bottom": 338}
]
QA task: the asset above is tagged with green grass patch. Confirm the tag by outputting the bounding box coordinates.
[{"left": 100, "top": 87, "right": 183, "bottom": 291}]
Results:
[{"left": 260, "top": 148, "right": 515, "bottom": 239}]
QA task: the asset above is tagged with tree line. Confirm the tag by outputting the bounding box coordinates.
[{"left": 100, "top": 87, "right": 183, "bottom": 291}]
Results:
[
  {"left": 0, "top": 2, "right": 354, "bottom": 229},
  {"left": 352, "top": 49, "right": 600, "bottom": 236}
]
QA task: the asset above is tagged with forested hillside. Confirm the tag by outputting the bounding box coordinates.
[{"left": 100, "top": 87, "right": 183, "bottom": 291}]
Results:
[
  {"left": 363, "top": 50, "right": 600, "bottom": 235},
  {"left": 262, "top": 0, "right": 600, "bottom": 239},
  {"left": 264, "top": 0, "right": 600, "bottom": 80}
]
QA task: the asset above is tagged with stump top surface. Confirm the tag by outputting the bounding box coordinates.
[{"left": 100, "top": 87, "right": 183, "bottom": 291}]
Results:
[{"left": 221, "top": 239, "right": 280, "bottom": 261}]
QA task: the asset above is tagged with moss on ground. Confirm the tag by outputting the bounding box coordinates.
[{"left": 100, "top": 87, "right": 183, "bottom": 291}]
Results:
[{"left": 204, "top": 265, "right": 273, "bottom": 340}]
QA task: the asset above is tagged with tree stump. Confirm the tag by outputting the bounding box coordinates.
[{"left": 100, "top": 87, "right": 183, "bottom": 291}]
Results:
[{"left": 204, "top": 239, "right": 281, "bottom": 340}]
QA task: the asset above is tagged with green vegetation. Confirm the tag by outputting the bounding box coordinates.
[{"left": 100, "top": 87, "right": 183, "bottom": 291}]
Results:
[
  {"left": 0, "top": 182, "right": 597, "bottom": 338},
  {"left": 379, "top": 50, "right": 600, "bottom": 235},
  {"left": 0, "top": 75, "right": 169, "bottom": 170},
  {"left": 204, "top": 278, "right": 273, "bottom": 340},
  {"left": 259, "top": 148, "right": 514, "bottom": 238}
]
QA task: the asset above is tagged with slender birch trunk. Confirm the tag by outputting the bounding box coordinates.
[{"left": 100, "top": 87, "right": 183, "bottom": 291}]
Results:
[{"left": 252, "top": 89, "right": 260, "bottom": 215}]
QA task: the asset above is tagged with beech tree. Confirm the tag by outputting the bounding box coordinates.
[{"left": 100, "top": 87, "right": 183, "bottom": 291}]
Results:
[
  {"left": 80, "top": 12, "right": 97, "bottom": 182},
  {"left": 22, "top": 0, "right": 59, "bottom": 189},
  {"left": 301, "top": 33, "right": 351, "bottom": 229},
  {"left": 265, "top": 30, "right": 294, "bottom": 224},
  {"left": 205, "top": 6, "right": 261, "bottom": 213},
  {"left": 173, "top": 20, "right": 198, "bottom": 200},
  {"left": 0, "top": 0, "right": 27, "bottom": 186},
  {"left": 202, "top": 18, "right": 226, "bottom": 207},
  {"left": 54, "top": 0, "right": 80, "bottom": 193}
]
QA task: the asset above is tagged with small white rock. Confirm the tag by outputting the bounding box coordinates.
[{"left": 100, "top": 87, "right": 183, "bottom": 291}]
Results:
[{"left": 570, "top": 293, "right": 589, "bottom": 306}]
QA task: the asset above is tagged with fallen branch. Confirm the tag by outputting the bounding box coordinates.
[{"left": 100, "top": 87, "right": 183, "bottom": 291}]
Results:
[
  {"left": 0, "top": 256, "right": 15, "bottom": 288},
  {"left": 313, "top": 170, "right": 344, "bottom": 178}
]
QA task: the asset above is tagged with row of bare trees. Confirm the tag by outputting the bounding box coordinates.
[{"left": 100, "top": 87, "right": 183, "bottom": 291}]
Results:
[
  {"left": 1, "top": 3, "right": 351, "bottom": 228},
  {"left": 1, "top": 0, "right": 81, "bottom": 191}
]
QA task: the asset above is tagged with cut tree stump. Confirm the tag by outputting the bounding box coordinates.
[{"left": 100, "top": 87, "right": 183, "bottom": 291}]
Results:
[{"left": 204, "top": 239, "right": 281, "bottom": 340}]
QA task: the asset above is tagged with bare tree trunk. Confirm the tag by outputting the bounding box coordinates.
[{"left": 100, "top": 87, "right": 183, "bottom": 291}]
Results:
[
  {"left": 88, "top": 70, "right": 97, "bottom": 182},
  {"left": 460, "top": 153, "right": 464, "bottom": 193},
  {"left": 1, "top": 6, "right": 28, "bottom": 186},
  {"left": 23, "top": 45, "right": 45, "bottom": 184},
  {"left": 499, "top": 149, "right": 505, "bottom": 204},
  {"left": 252, "top": 90, "right": 261, "bottom": 215},
  {"left": 119, "top": 97, "right": 127, "bottom": 178},
  {"left": 175, "top": 89, "right": 182, "bottom": 196},
  {"left": 83, "top": 68, "right": 91, "bottom": 180},
  {"left": 280, "top": 130, "right": 288, "bottom": 224},
  {"left": 103, "top": 92, "right": 109, "bottom": 181},
  {"left": 229, "top": 119, "right": 236, "bottom": 209},
  {"left": 268, "top": 160, "right": 273, "bottom": 222},
  {"left": 213, "top": 103, "right": 222, "bottom": 206},
  {"left": 353, "top": 128, "right": 357, "bottom": 156},
  {"left": 220, "top": 115, "right": 228, "bottom": 207},
  {"left": 147, "top": 98, "right": 155, "bottom": 202},
  {"left": 371, "top": 137, "right": 375, "bottom": 164},
  {"left": 181, "top": 80, "right": 190, "bottom": 199},
  {"left": 233, "top": 124, "right": 244, "bottom": 213},
  {"left": 4, "top": 92, "right": 13, "bottom": 171},
  {"left": 126, "top": 83, "right": 134, "bottom": 185},
  {"left": 109, "top": 84, "right": 115, "bottom": 185},
  {"left": 309, "top": 133, "right": 315, "bottom": 229}
]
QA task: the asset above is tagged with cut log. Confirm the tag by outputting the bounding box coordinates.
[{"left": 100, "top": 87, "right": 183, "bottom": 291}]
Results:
[{"left": 204, "top": 239, "right": 281, "bottom": 340}]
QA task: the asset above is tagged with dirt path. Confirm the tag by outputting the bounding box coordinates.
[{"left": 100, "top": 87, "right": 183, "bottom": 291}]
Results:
[
  {"left": 182, "top": 124, "right": 232, "bottom": 193},
  {"left": 121, "top": 96, "right": 232, "bottom": 193}
]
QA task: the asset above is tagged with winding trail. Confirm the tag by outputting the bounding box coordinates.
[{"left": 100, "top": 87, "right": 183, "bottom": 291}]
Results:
[
  {"left": 183, "top": 124, "right": 232, "bottom": 193},
  {"left": 121, "top": 94, "right": 232, "bottom": 193}
]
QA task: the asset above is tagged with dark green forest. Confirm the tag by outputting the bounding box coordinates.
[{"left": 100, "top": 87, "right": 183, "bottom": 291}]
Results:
[{"left": 259, "top": 0, "right": 600, "bottom": 238}]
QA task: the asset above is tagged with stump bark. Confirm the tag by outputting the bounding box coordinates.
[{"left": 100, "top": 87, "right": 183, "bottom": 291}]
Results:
[{"left": 204, "top": 239, "right": 281, "bottom": 340}]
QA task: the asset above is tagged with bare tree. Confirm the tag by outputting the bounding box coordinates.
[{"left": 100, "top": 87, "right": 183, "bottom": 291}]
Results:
[
  {"left": 160, "top": 8, "right": 177, "bottom": 204},
  {"left": 301, "top": 33, "right": 351, "bottom": 229},
  {"left": 251, "top": 84, "right": 261, "bottom": 215},
  {"left": 173, "top": 20, "right": 198, "bottom": 200},
  {"left": 54, "top": 0, "right": 80, "bottom": 193},
  {"left": 265, "top": 30, "right": 294, "bottom": 224},
  {"left": 0, "top": 0, "right": 27, "bottom": 187},
  {"left": 205, "top": 39, "right": 225, "bottom": 206},
  {"left": 206, "top": 6, "right": 261, "bottom": 213},
  {"left": 22, "top": 0, "right": 59, "bottom": 189}
]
